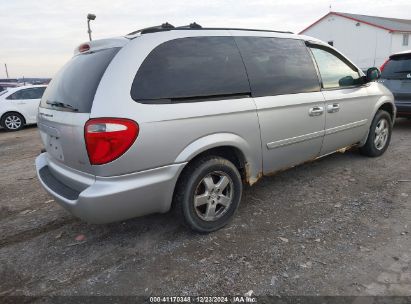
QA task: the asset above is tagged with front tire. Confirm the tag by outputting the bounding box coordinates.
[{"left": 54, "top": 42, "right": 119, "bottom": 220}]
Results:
[
  {"left": 174, "top": 156, "right": 243, "bottom": 233},
  {"left": 360, "top": 110, "right": 392, "bottom": 157},
  {"left": 1, "top": 113, "right": 25, "bottom": 131}
]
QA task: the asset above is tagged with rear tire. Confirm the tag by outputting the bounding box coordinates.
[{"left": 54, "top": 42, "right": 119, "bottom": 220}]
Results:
[
  {"left": 360, "top": 110, "right": 392, "bottom": 157},
  {"left": 1, "top": 112, "right": 25, "bottom": 131},
  {"left": 174, "top": 156, "right": 242, "bottom": 233}
]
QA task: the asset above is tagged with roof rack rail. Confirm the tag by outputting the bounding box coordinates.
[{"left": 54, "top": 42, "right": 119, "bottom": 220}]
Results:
[
  {"left": 199, "top": 28, "right": 293, "bottom": 34},
  {"left": 127, "top": 23, "right": 293, "bottom": 36},
  {"left": 175, "top": 22, "right": 202, "bottom": 29},
  {"left": 127, "top": 22, "right": 175, "bottom": 35}
]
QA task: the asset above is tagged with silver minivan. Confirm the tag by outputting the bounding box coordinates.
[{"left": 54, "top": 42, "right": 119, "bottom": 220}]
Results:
[{"left": 35, "top": 23, "right": 396, "bottom": 232}]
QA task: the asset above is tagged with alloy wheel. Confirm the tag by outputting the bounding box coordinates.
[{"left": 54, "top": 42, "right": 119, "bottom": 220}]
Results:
[
  {"left": 374, "top": 118, "right": 389, "bottom": 150},
  {"left": 4, "top": 115, "right": 22, "bottom": 130},
  {"left": 193, "top": 171, "right": 234, "bottom": 221}
]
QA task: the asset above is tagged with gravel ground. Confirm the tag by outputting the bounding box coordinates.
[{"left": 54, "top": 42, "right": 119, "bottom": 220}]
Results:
[{"left": 0, "top": 120, "right": 410, "bottom": 297}]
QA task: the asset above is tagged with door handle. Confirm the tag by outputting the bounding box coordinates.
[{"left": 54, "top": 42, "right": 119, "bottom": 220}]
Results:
[
  {"left": 309, "top": 106, "right": 324, "bottom": 116},
  {"left": 327, "top": 103, "right": 340, "bottom": 113}
]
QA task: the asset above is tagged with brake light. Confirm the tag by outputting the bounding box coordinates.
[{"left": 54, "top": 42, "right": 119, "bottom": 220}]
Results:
[
  {"left": 79, "top": 43, "right": 90, "bottom": 53},
  {"left": 380, "top": 59, "right": 389, "bottom": 72},
  {"left": 85, "top": 118, "right": 139, "bottom": 165}
]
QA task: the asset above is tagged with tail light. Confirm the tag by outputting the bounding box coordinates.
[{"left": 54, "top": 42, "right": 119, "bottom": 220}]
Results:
[
  {"left": 85, "top": 118, "right": 139, "bottom": 165},
  {"left": 380, "top": 59, "right": 389, "bottom": 72}
]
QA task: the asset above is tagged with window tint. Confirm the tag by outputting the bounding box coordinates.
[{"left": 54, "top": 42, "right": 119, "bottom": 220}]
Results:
[
  {"left": 235, "top": 37, "right": 320, "bottom": 97},
  {"left": 131, "top": 37, "right": 250, "bottom": 102},
  {"left": 7, "top": 87, "right": 46, "bottom": 100},
  {"left": 310, "top": 47, "right": 362, "bottom": 89},
  {"left": 381, "top": 54, "right": 411, "bottom": 80},
  {"left": 40, "top": 48, "right": 119, "bottom": 112}
]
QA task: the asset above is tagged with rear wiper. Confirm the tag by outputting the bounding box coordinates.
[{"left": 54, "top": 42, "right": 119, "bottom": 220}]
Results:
[{"left": 46, "top": 100, "right": 79, "bottom": 112}]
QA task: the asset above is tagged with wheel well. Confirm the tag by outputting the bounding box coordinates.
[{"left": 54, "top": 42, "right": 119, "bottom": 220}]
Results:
[
  {"left": 171, "top": 146, "right": 247, "bottom": 211},
  {"left": 186, "top": 146, "right": 247, "bottom": 180},
  {"left": 1, "top": 111, "right": 26, "bottom": 125},
  {"left": 378, "top": 103, "right": 394, "bottom": 122}
]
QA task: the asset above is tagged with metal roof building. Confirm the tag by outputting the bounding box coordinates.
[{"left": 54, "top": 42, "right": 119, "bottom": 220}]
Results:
[{"left": 300, "top": 12, "right": 411, "bottom": 69}]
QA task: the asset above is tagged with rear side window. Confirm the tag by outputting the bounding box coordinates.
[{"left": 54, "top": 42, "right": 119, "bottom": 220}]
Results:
[
  {"left": 131, "top": 37, "right": 250, "bottom": 103},
  {"left": 7, "top": 87, "right": 46, "bottom": 100},
  {"left": 235, "top": 37, "right": 320, "bottom": 97},
  {"left": 381, "top": 54, "right": 411, "bottom": 79},
  {"left": 40, "top": 48, "right": 119, "bottom": 112}
]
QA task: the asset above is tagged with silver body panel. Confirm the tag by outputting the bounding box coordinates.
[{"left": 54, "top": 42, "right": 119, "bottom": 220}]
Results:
[
  {"left": 255, "top": 92, "right": 326, "bottom": 174},
  {"left": 35, "top": 30, "right": 395, "bottom": 224}
]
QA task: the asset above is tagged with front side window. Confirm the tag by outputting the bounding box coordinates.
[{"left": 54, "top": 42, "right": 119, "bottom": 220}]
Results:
[
  {"left": 131, "top": 37, "right": 250, "bottom": 102},
  {"left": 235, "top": 37, "right": 320, "bottom": 97},
  {"left": 310, "top": 47, "right": 362, "bottom": 89}
]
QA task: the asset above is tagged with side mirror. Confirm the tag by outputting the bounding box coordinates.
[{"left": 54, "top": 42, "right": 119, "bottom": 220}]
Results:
[
  {"left": 366, "top": 67, "right": 381, "bottom": 82},
  {"left": 339, "top": 75, "right": 355, "bottom": 87}
]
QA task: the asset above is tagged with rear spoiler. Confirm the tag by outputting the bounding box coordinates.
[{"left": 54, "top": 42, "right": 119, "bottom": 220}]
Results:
[
  {"left": 74, "top": 37, "right": 128, "bottom": 56},
  {"left": 390, "top": 53, "right": 411, "bottom": 60}
]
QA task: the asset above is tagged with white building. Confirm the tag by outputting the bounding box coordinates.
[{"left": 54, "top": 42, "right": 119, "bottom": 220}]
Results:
[{"left": 300, "top": 12, "right": 411, "bottom": 70}]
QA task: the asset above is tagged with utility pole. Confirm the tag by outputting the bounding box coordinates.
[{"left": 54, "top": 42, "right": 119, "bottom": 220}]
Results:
[
  {"left": 87, "top": 13, "right": 96, "bottom": 41},
  {"left": 4, "top": 63, "right": 9, "bottom": 78}
]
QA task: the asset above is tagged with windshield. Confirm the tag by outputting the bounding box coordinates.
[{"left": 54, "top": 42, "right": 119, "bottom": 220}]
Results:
[
  {"left": 40, "top": 47, "right": 120, "bottom": 113},
  {"left": 381, "top": 54, "right": 411, "bottom": 79}
]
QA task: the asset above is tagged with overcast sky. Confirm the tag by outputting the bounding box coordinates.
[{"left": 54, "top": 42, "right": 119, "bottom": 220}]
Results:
[{"left": 0, "top": 0, "right": 410, "bottom": 78}]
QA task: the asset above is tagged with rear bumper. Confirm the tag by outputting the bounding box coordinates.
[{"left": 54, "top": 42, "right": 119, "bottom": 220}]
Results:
[{"left": 35, "top": 153, "right": 186, "bottom": 224}]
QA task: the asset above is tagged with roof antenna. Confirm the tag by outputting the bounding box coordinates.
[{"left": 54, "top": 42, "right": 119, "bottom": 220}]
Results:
[
  {"left": 87, "top": 13, "right": 96, "bottom": 41},
  {"left": 329, "top": 4, "right": 332, "bottom": 12}
]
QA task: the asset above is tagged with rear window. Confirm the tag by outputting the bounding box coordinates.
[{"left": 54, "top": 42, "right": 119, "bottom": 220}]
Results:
[
  {"left": 381, "top": 54, "right": 411, "bottom": 79},
  {"left": 131, "top": 37, "right": 250, "bottom": 103},
  {"left": 40, "top": 48, "right": 119, "bottom": 112},
  {"left": 235, "top": 37, "right": 320, "bottom": 97}
]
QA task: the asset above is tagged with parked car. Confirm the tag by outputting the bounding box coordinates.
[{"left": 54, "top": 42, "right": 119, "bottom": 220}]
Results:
[
  {"left": 35, "top": 24, "right": 395, "bottom": 232},
  {"left": 0, "top": 85, "right": 47, "bottom": 131},
  {"left": 379, "top": 50, "right": 411, "bottom": 117}
]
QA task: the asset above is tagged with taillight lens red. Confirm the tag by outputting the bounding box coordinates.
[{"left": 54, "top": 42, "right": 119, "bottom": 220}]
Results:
[
  {"left": 380, "top": 59, "right": 389, "bottom": 72},
  {"left": 85, "top": 118, "right": 139, "bottom": 165}
]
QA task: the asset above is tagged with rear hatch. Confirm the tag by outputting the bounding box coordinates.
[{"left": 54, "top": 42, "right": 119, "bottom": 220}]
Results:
[
  {"left": 380, "top": 52, "right": 411, "bottom": 104},
  {"left": 38, "top": 38, "right": 127, "bottom": 174}
]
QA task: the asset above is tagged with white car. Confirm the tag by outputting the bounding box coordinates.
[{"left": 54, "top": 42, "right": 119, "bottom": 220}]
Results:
[{"left": 0, "top": 85, "right": 47, "bottom": 131}]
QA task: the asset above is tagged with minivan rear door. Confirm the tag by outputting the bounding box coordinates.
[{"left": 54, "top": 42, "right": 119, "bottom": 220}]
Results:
[{"left": 38, "top": 42, "right": 124, "bottom": 174}]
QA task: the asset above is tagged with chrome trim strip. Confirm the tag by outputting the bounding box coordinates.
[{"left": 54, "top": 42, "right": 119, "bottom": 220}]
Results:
[
  {"left": 267, "top": 130, "right": 325, "bottom": 150},
  {"left": 266, "top": 119, "right": 368, "bottom": 150},
  {"left": 325, "top": 119, "right": 368, "bottom": 135}
]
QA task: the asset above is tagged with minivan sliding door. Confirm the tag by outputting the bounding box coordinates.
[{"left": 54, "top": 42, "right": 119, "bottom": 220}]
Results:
[{"left": 235, "top": 36, "right": 325, "bottom": 174}]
